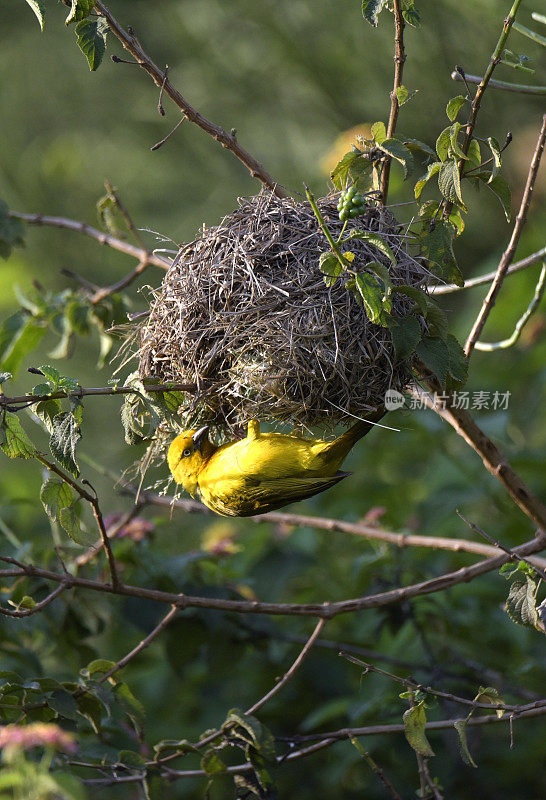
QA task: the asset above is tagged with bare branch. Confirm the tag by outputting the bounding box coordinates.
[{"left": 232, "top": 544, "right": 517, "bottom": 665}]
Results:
[
  {"left": 8, "top": 211, "right": 168, "bottom": 269},
  {"left": 380, "top": 0, "right": 406, "bottom": 204},
  {"left": 465, "top": 114, "right": 546, "bottom": 355},
  {"left": 246, "top": 618, "right": 326, "bottom": 715},
  {"left": 136, "top": 492, "right": 546, "bottom": 570},
  {"left": 411, "top": 383, "right": 546, "bottom": 531},
  {"left": 0, "top": 583, "right": 69, "bottom": 619},
  {"left": 451, "top": 70, "right": 546, "bottom": 95},
  {"left": 1, "top": 530, "right": 544, "bottom": 618},
  {"left": 0, "top": 381, "right": 196, "bottom": 409},
  {"left": 429, "top": 247, "right": 546, "bottom": 294},
  {"left": 94, "top": 1, "right": 286, "bottom": 197}
]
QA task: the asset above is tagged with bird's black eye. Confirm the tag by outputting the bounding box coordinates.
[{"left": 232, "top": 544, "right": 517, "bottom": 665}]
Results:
[{"left": 183, "top": 448, "right": 192, "bottom": 457}]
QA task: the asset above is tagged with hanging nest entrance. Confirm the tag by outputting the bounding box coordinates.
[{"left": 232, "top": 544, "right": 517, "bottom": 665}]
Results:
[{"left": 135, "top": 192, "right": 427, "bottom": 434}]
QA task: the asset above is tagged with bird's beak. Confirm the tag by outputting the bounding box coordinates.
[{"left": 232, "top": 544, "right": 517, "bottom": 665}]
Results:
[{"left": 192, "top": 426, "right": 209, "bottom": 452}]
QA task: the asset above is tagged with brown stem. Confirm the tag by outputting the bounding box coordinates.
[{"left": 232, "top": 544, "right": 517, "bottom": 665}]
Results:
[
  {"left": 464, "top": 114, "right": 546, "bottom": 355},
  {"left": 1, "top": 382, "right": 196, "bottom": 408},
  {"left": 380, "top": 0, "right": 406, "bottom": 204},
  {"left": 1, "top": 530, "right": 544, "bottom": 618},
  {"left": 94, "top": 1, "right": 286, "bottom": 197},
  {"left": 411, "top": 383, "right": 546, "bottom": 531}
]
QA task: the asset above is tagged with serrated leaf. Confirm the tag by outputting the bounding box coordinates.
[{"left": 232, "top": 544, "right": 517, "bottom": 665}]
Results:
[
  {"left": 40, "top": 478, "right": 74, "bottom": 522},
  {"left": 0, "top": 201, "right": 26, "bottom": 259},
  {"left": 446, "top": 95, "right": 466, "bottom": 122},
  {"left": 387, "top": 315, "right": 422, "bottom": 359},
  {"left": 484, "top": 173, "right": 512, "bottom": 221},
  {"left": 414, "top": 162, "right": 442, "bottom": 200},
  {"left": 365, "top": 261, "right": 393, "bottom": 297},
  {"left": 435, "top": 127, "right": 452, "bottom": 162},
  {"left": 403, "top": 137, "right": 437, "bottom": 159},
  {"left": 449, "top": 122, "right": 468, "bottom": 160},
  {"left": 35, "top": 398, "right": 62, "bottom": 434},
  {"left": 371, "top": 121, "right": 387, "bottom": 145},
  {"left": 344, "top": 230, "right": 396, "bottom": 265},
  {"left": 454, "top": 720, "right": 477, "bottom": 767},
  {"left": 402, "top": 701, "right": 435, "bottom": 757},
  {"left": 361, "top": 0, "right": 387, "bottom": 26},
  {"left": 416, "top": 336, "right": 450, "bottom": 385},
  {"left": 392, "top": 284, "right": 429, "bottom": 315},
  {"left": 402, "top": 1, "right": 420, "bottom": 27},
  {"left": 75, "top": 17, "right": 109, "bottom": 71},
  {"left": 377, "top": 138, "right": 414, "bottom": 178},
  {"left": 0, "top": 412, "right": 35, "bottom": 459},
  {"left": 330, "top": 151, "right": 360, "bottom": 189},
  {"left": 201, "top": 748, "right": 227, "bottom": 776},
  {"left": 396, "top": 85, "right": 408, "bottom": 105},
  {"left": 506, "top": 574, "right": 539, "bottom": 629},
  {"left": 438, "top": 160, "right": 463, "bottom": 204},
  {"left": 24, "top": 0, "right": 46, "bottom": 29},
  {"left": 66, "top": 0, "right": 94, "bottom": 25},
  {"left": 319, "top": 252, "right": 343, "bottom": 279},
  {"left": 50, "top": 411, "right": 82, "bottom": 477}
]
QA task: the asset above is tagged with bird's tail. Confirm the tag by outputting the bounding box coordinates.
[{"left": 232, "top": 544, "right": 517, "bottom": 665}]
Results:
[{"left": 322, "top": 407, "right": 386, "bottom": 464}]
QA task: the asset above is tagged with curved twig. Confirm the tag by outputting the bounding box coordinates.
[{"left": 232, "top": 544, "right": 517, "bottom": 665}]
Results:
[{"left": 429, "top": 248, "right": 546, "bottom": 294}]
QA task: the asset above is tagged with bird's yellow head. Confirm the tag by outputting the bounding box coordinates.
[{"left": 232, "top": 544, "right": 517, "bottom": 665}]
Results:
[{"left": 167, "top": 426, "right": 212, "bottom": 496}]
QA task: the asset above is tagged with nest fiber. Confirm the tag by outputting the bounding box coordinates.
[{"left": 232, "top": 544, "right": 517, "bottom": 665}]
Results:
[{"left": 137, "top": 192, "right": 427, "bottom": 433}]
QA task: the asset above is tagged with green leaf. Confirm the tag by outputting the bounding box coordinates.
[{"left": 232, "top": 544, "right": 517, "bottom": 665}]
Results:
[
  {"left": 371, "top": 121, "right": 386, "bottom": 145},
  {"left": 114, "top": 681, "right": 146, "bottom": 730},
  {"left": 201, "top": 748, "right": 227, "bottom": 776},
  {"left": 377, "top": 138, "right": 414, "bottom": 178},
  {"left": 58, "top": 502, "right": 88, "bottom": 545},
  {"left": 49, "top": 314, "right": 75, "bottom": 360},
  {"left": 435, "top": 127, "right": 452, "bottom": 162},
  {"left": 330, "top": 151, "right": 360, "bottom": 189},
  {"left": 51, "top": 773, "right": 87, "bottom": 800},
  {"left": 65, "top": 0, "right": 94, "bottom": 25},
  {"left": 319, "top": 252, "right": 343, "bottom": 287},
  {"left": 486, "top": 137, "right": 502, "bottom": 182},
  {"left": 438, "top": 159, "right": 463, "bottom": 204},
  {"left": 365, "top": 261, "right": 393, "bottom": 297},
  {"left": 414, "top": 162, "right": 442, "bottom": 200},
  {"left": 223, "top": 709, "right": 276, "bottom": 762},
  {"left": 402, "top": 0, "right": 420, "bottom": 26},
  {"left": 40, "top": 478, "right": 74, "bottom": 522},
  {"left": 48, "top": 689, "right": 79, "bottom": 721},
  {"left": 0, "top": 412, "right": 35, "bottom": 459},
  {"left": 454, "top": 720, "right": 477, "bottom": 767},
  {"left": 449, "top": 122, "right": 468, "bottom": 160},
  {"left": 387, "top": 315, "right": 422, "bottom": 359},
  {"left": 76, "top": 692, "right": 104, "bottom": 733},
  {"left": 0, "top": 315, "right": 46, "bottom": 376},
  {"left": 403, "top": 138, "right": 437, "bottom": 159},
  {"left": 506, "top": 574, "right": 539, "bottom": 629},
  {"left": 361, "top": 0, "right": 387, "bottom": 27},
  {"left": 35, "top": 398, "right": 62, "bottom": 434},
  {"left": 0, "top": 201, "right": 26, "bottom": 259},
  {"left": 392, "top": 284, "right": 429, "bottom": 315},
  {"left": 446, "top": 95, "right": 466, "bottom": 122},
  {"left": 402, "top": 701, "right": 435, "bottom": 757},
  {"left": 396, "top": 85, "right": 408, "bottom": 105},
  {"left": 484, "top": 173, "right": 512, "bottom": 221},
  {"left": 416, "top": 336, "right": 450, "bottom": 385},
  {"left": 24, "top": 0, "right": 46, "bottom": 29},
  {"left": 50, "top": 411, "right": 82, "bottom": 477},
  {"left": 419, "top": 219, "right": 463, "bottom": 286},
  {"left": 75, "top": 17, "right": 109, "bottom": 71},
  {"left": 445, "top": 334, "right": 468, "bottom": 384},
  {"left": 467, "top": 139, "right": 481, "bottom": 168},
  {"left": 344, "top": 230, "right": 396, "bottom": 265},
  {"left": 355, "top": 273, "right": 386, "bottom": 325}
]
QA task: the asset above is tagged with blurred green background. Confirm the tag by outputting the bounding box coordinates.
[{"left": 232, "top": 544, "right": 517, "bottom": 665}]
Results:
[{"left": 0, "top": 0, "right": 545, "bottom": 797}]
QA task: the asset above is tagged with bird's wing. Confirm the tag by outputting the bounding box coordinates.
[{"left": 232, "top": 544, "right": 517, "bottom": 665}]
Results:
[{"left": 201, "top": 472, "right": 351, "bottom": 516}]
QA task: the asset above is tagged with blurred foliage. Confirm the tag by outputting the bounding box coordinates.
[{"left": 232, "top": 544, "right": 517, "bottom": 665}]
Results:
[{"left": 0, "top": 0, "right": 545, "bottom": 798}]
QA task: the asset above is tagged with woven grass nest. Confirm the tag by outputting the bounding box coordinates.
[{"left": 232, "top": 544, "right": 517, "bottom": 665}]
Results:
[{"left": 135, "top": 191, "right": 428, "bottom": 435}]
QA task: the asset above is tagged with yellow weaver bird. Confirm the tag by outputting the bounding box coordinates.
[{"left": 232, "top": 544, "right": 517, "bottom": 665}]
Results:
[{"left": 167, "top": 411, "right": 385, "bottom": 517}]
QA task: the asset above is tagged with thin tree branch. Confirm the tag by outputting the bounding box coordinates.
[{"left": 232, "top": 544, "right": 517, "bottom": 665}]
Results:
[
  {"left": 8, "top": 211, "right": 168, "bottom": 269},
  {"left": 411, "top": 382, "right": 546, "bottom": 531},
  {"left": 429, "top": 247, "right": 546, "bottom": 294},
  {"left": 1, "top": 531, "right": 544, "bottom": 618},
  {"left": 0, "top": 382, "right": 196, "bottom": 409},
  {"left": 451, "top": 69, "right": 546, "bottom": 95},
  {"left": 380, "top": 0, "right": 406, "bottom": 204},
  {"left": 0, "top": 583, "right": 68, "bottom": 619},
  {"left": 246, "top": 618, "right": 326, "bottom": 715},
  {"left": 93, "top": 1, "right": 286, "bottom": 197},
  {"left": 96, "top": 605, "right": 178, "bottom": 683},
  {"left": 465, "top": 114, "right": 546, "bottom": 355},
  {"left": 88, "top": 259, "right": 150, "bottom": 303},
  {"left": 136, "top": 492, "right": 546, "bottom": 570}
]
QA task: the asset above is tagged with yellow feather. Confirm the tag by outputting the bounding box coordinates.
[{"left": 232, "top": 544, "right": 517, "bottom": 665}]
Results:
[{"left": 167, "top": 412, "right": 384, "bottom": 517}]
